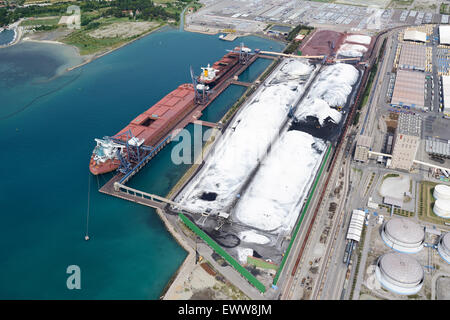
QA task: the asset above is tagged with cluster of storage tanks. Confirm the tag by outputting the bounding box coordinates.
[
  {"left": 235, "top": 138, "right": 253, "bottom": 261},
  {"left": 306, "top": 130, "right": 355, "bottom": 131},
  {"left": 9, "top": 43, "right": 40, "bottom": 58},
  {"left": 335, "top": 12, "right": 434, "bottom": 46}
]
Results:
[{"left": 375, "top": 217, "right": 450, "bottom": 295}]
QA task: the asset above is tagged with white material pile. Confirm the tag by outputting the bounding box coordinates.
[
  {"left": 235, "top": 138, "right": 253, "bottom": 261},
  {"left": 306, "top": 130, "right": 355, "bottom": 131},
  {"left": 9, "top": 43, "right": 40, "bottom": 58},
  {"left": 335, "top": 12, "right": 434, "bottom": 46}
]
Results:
[
  {"left": 295, "top": 63, "right": 359, "bottom": 125},
  {"left": 176, "top": 59, "right": 315, "bottom": 214},
  {"left": 338, "top": 43, "right": 368, "bottom": 57},
  {"left": 345, "top": 34, "right": 372, "bottom": 45},
  {"left": 238, "top": 230, "right": 270, "bottom": 244},
  {"left": 237, "top": 247, "right": 254, "bottom": 263},
  {"left": 234, "top": 130, "right": 326, "bottom": 232}
]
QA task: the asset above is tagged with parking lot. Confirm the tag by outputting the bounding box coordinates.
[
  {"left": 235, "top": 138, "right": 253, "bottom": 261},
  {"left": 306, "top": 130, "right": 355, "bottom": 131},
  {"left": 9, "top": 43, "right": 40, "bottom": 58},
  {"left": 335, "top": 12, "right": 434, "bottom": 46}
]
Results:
[{"left": 188, "top": 0, "right": 446, "bottom": 35}]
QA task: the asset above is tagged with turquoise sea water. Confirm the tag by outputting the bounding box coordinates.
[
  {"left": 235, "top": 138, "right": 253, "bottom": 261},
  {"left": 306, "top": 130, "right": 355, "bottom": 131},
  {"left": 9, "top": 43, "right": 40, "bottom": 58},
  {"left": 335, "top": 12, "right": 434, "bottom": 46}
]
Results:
[
  {"left": 0, "top": 27, "right": 283, "bottom": 299},
  {"left": 0, "top": 29, "right": 15, "bottom": 46}
]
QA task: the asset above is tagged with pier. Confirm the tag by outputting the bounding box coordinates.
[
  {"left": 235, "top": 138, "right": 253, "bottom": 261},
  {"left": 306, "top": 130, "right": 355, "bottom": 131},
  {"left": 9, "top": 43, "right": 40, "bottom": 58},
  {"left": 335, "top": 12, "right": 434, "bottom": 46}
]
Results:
[
  {"left": 191, "top": 120, "right": 218, "bottom": 128},
  {"left": 229, "top": 80, "right": 253, "bottom": 87}
]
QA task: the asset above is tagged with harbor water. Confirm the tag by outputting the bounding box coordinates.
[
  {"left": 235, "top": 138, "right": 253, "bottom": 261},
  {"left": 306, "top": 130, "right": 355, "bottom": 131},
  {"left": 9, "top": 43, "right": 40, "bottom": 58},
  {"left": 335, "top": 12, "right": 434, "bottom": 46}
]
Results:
[
  {"left": 0, "top": 29, "right": 15, "bottom": 46},
  {"left": 0, "top": 26, "right": 283, "bottom": 299}
]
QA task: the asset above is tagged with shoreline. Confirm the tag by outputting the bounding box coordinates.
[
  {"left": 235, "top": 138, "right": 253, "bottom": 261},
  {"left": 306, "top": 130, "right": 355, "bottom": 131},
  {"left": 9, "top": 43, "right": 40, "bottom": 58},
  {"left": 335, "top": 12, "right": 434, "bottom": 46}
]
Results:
[
  {"left": 65, "top": 23, "right": 168, "bottom": 72},
  {"left": 4, "top": 20, "right": 283, "bottom": 298},
  {"left": 0, "top": 26, "right": 22, "bottom": 48}
]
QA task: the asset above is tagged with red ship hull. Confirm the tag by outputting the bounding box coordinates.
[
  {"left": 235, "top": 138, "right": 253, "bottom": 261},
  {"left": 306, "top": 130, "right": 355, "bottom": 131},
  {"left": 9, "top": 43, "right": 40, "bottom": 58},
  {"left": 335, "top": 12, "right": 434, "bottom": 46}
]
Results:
[
  {"left": 89, "top": 84, "right": 196, "bottom": 175},
  {"left": 89, "top": 156, "right": 120, "bottom": 175}
]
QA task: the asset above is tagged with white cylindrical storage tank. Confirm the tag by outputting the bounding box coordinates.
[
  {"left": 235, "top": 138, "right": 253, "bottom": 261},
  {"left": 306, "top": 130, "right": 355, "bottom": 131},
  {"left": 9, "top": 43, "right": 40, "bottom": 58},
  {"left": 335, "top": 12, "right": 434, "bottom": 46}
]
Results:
[
  {"left": 433, "top": 199, "right": 450, "bottom": 219},
  {"left": 437, "top": 233, "right": 450, "bottom": 264},
  {"left": 375, "top": 252, "right": 424, "bottom": 295},
  {"left": 381, "top": 217, "right": 425, "bottom": 253},
  {"left": 434, "top": 184, "right": 450, "bottom": 200}
]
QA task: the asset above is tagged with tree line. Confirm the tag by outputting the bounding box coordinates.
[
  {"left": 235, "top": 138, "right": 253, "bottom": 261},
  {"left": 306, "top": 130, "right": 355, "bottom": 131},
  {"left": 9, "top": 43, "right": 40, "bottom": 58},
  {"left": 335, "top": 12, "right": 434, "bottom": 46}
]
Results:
[{"left": 0, "top": 0, "right": 186, "bottom": 27}]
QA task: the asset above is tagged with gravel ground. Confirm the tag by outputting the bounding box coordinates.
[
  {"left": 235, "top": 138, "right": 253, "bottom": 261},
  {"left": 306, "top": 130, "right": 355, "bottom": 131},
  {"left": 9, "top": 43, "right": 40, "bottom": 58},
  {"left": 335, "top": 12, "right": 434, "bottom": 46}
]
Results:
[{"left": 88, "top": 21, "right": 159, "bottom": 39}]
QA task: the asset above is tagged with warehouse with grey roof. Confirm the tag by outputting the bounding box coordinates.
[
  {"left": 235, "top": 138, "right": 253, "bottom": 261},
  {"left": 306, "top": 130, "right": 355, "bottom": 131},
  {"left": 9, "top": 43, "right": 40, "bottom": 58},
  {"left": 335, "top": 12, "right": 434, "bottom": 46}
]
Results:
[{"left": 391, "top": 70, "right": 426, "bottom": 110}]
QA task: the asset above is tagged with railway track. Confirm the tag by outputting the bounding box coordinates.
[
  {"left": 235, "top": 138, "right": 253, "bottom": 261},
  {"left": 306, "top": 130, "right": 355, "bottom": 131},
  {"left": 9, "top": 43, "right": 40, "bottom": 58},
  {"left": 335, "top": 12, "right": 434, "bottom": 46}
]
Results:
[{"left": 279, "top": 26, "right": 401, "bottom": 299}]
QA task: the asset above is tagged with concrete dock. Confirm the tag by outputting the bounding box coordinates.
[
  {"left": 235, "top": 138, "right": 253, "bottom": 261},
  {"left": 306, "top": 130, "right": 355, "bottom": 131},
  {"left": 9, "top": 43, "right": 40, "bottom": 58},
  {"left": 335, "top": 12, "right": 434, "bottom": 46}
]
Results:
[{"left": 98, "top": 52, "right": 275, "bottom": 199}]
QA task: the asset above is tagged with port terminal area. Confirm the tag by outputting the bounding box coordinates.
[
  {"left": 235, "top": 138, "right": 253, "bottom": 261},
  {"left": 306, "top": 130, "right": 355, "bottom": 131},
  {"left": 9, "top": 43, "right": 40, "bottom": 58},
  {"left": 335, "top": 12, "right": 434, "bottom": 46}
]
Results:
[
  {"left": 95, "top": 48, "right": 370, "bottom": 298},
  {"left": 99, "top": 51, "right": 278, "bottom": 203}
]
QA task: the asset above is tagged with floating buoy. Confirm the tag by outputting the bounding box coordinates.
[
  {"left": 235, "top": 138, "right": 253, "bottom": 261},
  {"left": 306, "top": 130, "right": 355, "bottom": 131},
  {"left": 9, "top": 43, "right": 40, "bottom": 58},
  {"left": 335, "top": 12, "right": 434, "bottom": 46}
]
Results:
[{"left": 85, "top": 235, "right": 90, "bottom": 241}]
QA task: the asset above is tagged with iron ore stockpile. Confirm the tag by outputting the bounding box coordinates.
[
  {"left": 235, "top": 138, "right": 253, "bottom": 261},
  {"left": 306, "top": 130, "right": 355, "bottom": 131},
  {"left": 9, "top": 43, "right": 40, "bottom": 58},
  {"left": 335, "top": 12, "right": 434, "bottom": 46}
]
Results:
[{"left": 174, "top": 50, "right": 363, "bottom": 272}]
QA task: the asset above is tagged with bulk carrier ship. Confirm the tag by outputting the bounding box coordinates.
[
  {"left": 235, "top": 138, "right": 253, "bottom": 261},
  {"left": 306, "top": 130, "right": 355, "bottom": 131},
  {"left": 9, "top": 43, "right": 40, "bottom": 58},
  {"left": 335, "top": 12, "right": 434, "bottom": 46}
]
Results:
[
  {"left": 198, "top": 45, "right": 251, "bottom": 87},
  {"left": 89, "top": 45, "right": 255, "bottom": 175},
  {"left": 89, "top": 84, "right": 196, "bottom": 175}
]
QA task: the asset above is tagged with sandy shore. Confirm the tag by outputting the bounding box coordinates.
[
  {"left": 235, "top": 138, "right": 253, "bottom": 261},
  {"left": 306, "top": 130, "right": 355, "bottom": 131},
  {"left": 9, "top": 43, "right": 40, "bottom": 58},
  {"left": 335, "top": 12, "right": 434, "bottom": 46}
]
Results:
[{"left": 0, "top": 26, "right": 22, "bottom": 48}]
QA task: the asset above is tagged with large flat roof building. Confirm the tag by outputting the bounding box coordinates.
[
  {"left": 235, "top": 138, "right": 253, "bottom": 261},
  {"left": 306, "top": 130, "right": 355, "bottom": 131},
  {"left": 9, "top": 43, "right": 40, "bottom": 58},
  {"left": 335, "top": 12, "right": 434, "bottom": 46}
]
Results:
[
  {"left": 346, "top": 209, "right": 365, "bottom": 242},
  {"left": 442, "top": 76, "right": 450, "bottom": 116},
  {"left": 354, "top": 135, "right": 372, "bottom": 163},
  {"left": 439, "top": 25, "right": 450, "bottom": 45},
  {"left": 397, "top": 43, "right": 426, "bottom": 72},
  {"left": 425, "top": 137, "right": 450, "bottom": 159},
  {"left": 404, "top": 29, "right": 427, "bottom": 43},
  {"left": 391, "top": 70, "right": 425, "bottom": 110},
  {"left": 391, "top": 113, "right": 421, "bottom": 171}
]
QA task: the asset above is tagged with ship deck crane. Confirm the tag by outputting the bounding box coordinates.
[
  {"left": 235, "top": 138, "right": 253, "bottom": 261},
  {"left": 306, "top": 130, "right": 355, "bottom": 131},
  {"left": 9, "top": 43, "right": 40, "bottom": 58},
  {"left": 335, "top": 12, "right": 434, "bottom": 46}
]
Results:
[
  {"left": 227, "top": 42, "right": 256, "bottom": 64},
  {"left": 108, "top": 129, "right": 154, "bottom": 174},
  {"left": 190, "top": 65, "right": 208, "bottom": 104}
]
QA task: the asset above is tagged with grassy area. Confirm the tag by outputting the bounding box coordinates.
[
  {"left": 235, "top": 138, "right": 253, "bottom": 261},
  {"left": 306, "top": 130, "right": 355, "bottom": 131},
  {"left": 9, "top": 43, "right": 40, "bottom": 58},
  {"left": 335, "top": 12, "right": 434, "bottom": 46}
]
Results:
[
  {"left": 441, "top": 3, "right": 450, "bottom": 15},
  {"left": 62, "top": 30, "right": 132, "bottom": 55},
  {"left": 418, "top": 181, "right": 448, "bottom": 225},
  {"left": 364, "top": 172, "right": 376, "bottom": 197},
  {"left": 359, "top": 61, "right": 378, "bottom": 110},
  {"left": 389, "top": 0, "right": 414, "bottom": 7},
  {"left": 353, "top": 111, "right": 360, "bottom": 125},
  {"left": 379, "top": 204, "right": 414, "bottom": 217},
  {"left": 61, "top": 20, "right": 162, "bottom": 55},
  {"left": 24, "top": 0, "right": 71, "bottom": 3},
  {"left": 381, "top": 173, "right": 399, "bottom": 182},
  {"left": 247, "top": 256, "right": 278, "bottom": 271},
  {"left": 20, "top": 17, "right": 60, "bottom": 26}
]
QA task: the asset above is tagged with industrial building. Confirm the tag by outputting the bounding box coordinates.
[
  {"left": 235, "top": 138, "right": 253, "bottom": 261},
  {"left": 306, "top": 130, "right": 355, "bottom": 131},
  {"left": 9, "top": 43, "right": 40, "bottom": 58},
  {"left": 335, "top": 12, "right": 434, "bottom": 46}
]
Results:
[
  {"left": 397, "top": 43, "right": 426, "bottom": 72},
  {"left": 439, "top": 25, "right": 450, "bottom": 45},
  {"left": 375, "top": 252, "right": 424, "bottom": 295},
  {"left": 442, "top": 76, "right": 450, "bottom": 116},
  {"left": 380, "top": 217, "right": 425, "bottom": 253},
  {"left": 391, "top": 70, "right": 425, "bottom": 110},
  {"left": 391, "top": 113, "right": 422, "bottom": 171},
  {"left": 346, "top": 209, "right": 365, "bottom": 242},
  {"left": 383, "top": 196, "right": 403, "bottom": 209},
  {"left": 403, "top": 29, "right": 427, "bottom": 43},
  {"left": 437, "top": 233, "right": 450, "bottom": 264},
  {"left": 425, "top": 137, "right": 450, "bottom": 159},
  {"left": 354, "top": 135, "right": 372, "bottom": 163}
]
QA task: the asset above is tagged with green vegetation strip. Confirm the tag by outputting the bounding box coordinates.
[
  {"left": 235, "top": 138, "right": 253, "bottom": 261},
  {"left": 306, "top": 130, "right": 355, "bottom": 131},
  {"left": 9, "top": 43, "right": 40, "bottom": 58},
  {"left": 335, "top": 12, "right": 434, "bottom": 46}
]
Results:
[
  {"left": 178, "top": 213, "right": 266, "bottom": 293},
  {"left": 247, "top": 256, "right": 279, "bottom": 270},
  {"left": 273, "top": 144, "right": 332, "bottom": 285}
]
